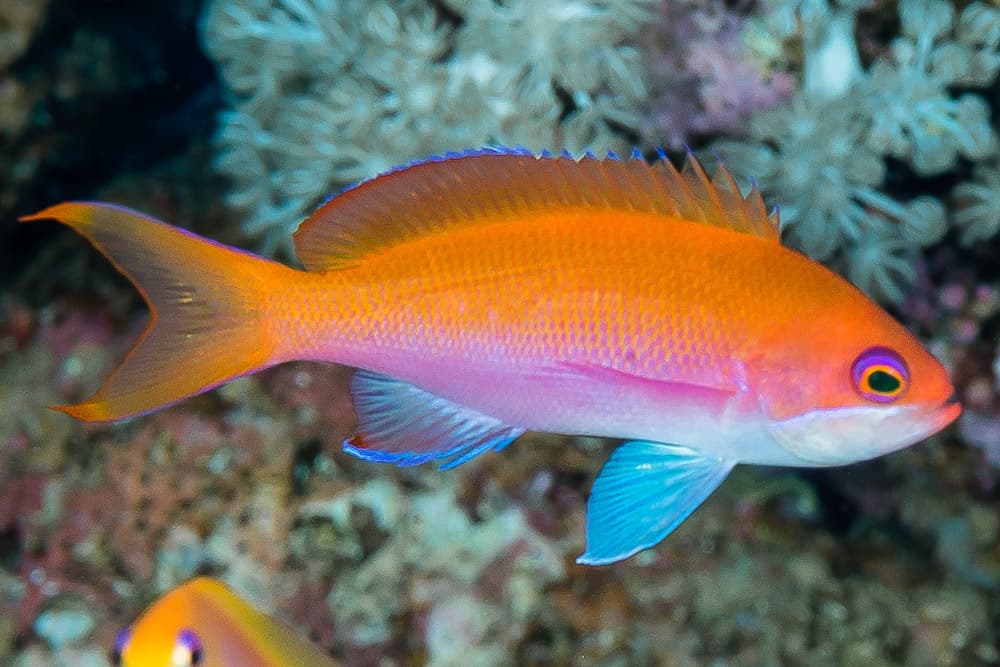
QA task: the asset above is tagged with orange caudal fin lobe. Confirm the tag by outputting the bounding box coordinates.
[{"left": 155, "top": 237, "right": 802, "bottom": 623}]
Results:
[{"left": 20, "top": 202, "right": 289, "bottom": 422}]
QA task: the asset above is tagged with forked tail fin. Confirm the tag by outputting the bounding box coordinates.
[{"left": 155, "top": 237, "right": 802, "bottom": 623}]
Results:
[{"left": 21, "top": 202, "right": 289, "bottom": 422}]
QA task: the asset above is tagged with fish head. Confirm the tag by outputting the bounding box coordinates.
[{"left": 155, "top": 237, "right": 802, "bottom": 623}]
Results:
[
  {"left": 747, "top": 306, "right": 960, "bottom": 466},
  {"left": 113, "top": 623, "right": 204, "bottom": 667},
  {"left": 113, "top": 611, "right": 205, "bottom": 667},
  {"left": 112, "top": 577, "right": 335, "bottom": 666},
  {"left": 111, "top": 578, "right": 237, "bottom": 667}
]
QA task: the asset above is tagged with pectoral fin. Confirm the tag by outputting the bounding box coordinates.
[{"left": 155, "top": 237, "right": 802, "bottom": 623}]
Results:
[{"left": 577, "top": 441, "right": 735, "bottom": 566}]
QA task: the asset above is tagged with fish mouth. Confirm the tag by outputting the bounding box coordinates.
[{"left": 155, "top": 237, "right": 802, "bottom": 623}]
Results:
[
  {"left": 855, "top": 397, "right": 963, "bottom": 458},
  {"left": 769, "top": 398, "right": 963, "bottom": 467},
  {"left": 931, "top": 396, "right": 962, "bottom": 431}
]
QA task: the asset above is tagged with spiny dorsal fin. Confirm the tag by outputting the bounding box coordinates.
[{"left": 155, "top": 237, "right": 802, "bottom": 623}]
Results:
[{"left": 293, "top": 147, "right": 780, "bottom": 271}]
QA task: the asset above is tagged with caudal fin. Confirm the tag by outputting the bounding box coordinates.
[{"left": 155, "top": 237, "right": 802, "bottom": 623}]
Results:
[{"left": 21, "top": 202, "right": 288, "bottom": 422}]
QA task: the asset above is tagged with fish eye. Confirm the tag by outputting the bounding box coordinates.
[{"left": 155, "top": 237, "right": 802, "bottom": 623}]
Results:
[
  {"left": 851, "top": 347, "right": 908, "bottom": 403},
  {"left": 173, "top": 628, "right": 204, "bottom": 666},
  {"left": 111, "top": 627, "right": 131, "bottom": 665}
]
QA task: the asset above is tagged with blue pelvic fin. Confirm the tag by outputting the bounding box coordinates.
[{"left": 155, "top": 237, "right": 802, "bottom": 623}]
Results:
[
  {"left": 343, "top": 371, "right": 524, "bottom": 470},
  {"left": 577, "top": 441, "right": 735, "bottom": 566}
]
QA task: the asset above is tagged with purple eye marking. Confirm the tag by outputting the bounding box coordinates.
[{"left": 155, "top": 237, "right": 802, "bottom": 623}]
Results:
[
  {"left": 176, "top": 628, "right": 204, "bottom": 665},
  {"left": 112, "top": 628, "right": 131, "bottom": 664},
  {"left": 851, "top": 346, "right": 909, "bottom": 403}
]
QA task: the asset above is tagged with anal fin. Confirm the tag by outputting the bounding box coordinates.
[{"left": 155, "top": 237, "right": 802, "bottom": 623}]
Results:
[
  {"left": 577, "top": 441, "right": 735, "bottom": 565},
  {"left": 343, "top": 371, "right": 525, "bottom": 470}
]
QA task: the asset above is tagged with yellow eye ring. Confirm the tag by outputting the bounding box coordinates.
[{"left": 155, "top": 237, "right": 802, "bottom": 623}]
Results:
[
  {"left": 852, "top": 347, "right": 909, "bottom": 403},
  {"left": 860, "top": 364, "right": 905, "bottom": 396}
]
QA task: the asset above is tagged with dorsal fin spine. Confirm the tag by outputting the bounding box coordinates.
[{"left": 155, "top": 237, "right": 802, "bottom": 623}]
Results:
[
  {"left": 582, "top": 157, "right": 607, "bottom": 207},
  {"left": 618, "top": 159, "right": 647, "bottom": 212},
  {"left": 292, "top": 147, "right": 781, "bottom": 272},
  {"left": 609, "top": 162, "right": 636, "bottom": 212},
  {"left": 711, "top": 164, "right": 751, "bottom": 233},
  {"left": 653, "top": 161, "right": 692, "bottom": 221},
  {"left": 682, "top": 158, "right": 717, "bottom": 224},
  {"left": 627, "top": 158, "right": 669, "bottom": 215}
]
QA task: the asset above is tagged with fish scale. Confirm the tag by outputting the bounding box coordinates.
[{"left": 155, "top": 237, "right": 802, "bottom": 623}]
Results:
[{"left": 306, "top": 213, "right": 745, "bottom": 376}]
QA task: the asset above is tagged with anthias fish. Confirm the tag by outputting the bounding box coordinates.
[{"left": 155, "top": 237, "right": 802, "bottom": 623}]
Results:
[
  {"left": 23, "top": 148, "right": 960, "bottom": 565},
  {"left": 112, "top": 577, "right": 338, "bottom": 667}
]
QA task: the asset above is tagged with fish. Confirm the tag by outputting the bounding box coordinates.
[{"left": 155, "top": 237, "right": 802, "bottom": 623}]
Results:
[
  {"left": 111, "top": 577, "right": 339, "bottom": 666},
  {"left": 22, "top": 148, "right": 961, "bottom": 565}
]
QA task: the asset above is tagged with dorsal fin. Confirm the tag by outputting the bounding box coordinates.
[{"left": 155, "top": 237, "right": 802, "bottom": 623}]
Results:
[{"left": 293, "top": 147, "right": 780, "bottom": 272}]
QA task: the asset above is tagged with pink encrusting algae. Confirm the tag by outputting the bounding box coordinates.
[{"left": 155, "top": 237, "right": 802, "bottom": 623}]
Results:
[{"left": 21, "top": 148, "right": 959, "bottom": 565}]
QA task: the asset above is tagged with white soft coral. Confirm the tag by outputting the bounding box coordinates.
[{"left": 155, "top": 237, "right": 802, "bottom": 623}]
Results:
[
  {"left": 863, "top": 0, "right": 999, "bottom": 175},
  {"left": 710, "top": 0, "right": 998, "bottom": 302},
  {"left": 953, "top": 161, "right": 1000, "bottom": 246},
  {"left": 201, "top": 0, "right": 652, "bottom": 255}
]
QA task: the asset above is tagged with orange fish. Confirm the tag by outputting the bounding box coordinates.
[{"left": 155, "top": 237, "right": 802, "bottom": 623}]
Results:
[
  {"left": 23, "top": 149, "right": 960, "bottom": 565},
  {"left": 112, "top": 577, "right": 338, "bottom": 666}
]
